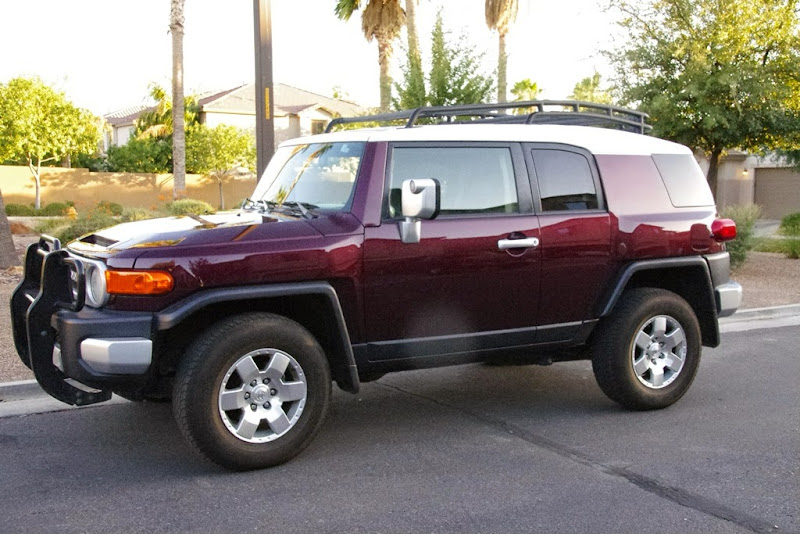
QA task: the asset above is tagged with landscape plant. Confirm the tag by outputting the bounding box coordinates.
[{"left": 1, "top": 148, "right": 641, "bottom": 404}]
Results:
[
  {"left": 721, "top": 204, "right": 762, "bottom": 268},
  {"left": 165, "top": 199, "right": 215, "bottom": 216}
]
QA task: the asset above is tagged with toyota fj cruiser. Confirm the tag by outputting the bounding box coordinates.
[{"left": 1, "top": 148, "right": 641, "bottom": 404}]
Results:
[{"left": 11, "top": 101, "right": 742, "bottom": 470}]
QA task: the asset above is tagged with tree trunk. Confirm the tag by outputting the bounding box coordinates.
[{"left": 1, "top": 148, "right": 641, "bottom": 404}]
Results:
[
  {"left": 707, "top": 147, "right": 723, "bottom": 201},
  {"left": 405, "top": 0, "right": 420, "bottom": 60},
  {"left": 378, "top": 38, "right": 392, "bottom": 112},
  {"left": 0, "top": 191, "right": 20, "bottom": 268},
  {"left": 170, "top": 0, "right": 186, "bottom": 200},
  {"left": 218, "top": 178, "right": 225, "bottom": 210},
  {"left": 28, "top": 157, "right": 42, "bottom": 210},
  {"left": 497, "top": 31, "right": 507, "bottom": 103}
]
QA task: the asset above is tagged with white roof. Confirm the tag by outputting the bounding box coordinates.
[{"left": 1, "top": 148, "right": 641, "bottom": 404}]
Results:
[{"left": 281, "top": 124, "right": 692, "bottom": 156}]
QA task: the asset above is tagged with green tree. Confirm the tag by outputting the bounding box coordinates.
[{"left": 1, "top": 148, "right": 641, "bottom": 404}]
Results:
[
  {"left": 335, "top": 0, "right": 405, "bottom": 111},
  {"left": 0, "top": 77, "right": 99, "bottom": 209},
  {"left": 186, "top": 125, "right": 255, "bottom": 209},
  {"left": 485, "top": 0, "right": 518, "bottom": 103},
  {"left": 135, "top": 83, "right": 199, "bottom": 139},
  {"left": 427, "top": 11, "right": 494, "bottom": 107},
  {"left": 170, "top": 0, "right": 187, "bottom": 200},
  {"left": 511, "top": 78, "right": 542, "bottom": 101},
  {"left": 107, "top": 137, "right": 172, "bottom": 174},
  {"left": 609, "top": 0, "right": 800, "bottom": 196},
  {"left": 569, "top": 72, "right": 612, "bottom": 104}
]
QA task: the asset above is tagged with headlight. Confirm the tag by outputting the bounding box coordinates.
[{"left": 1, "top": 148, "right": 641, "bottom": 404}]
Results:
[{"left": 84, "top": 262, "right": 109, "bottom": 308}]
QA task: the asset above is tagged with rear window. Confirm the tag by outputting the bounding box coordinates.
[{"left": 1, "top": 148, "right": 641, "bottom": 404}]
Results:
[{"left": 652, "top": 154, "right": 715, "bottom": 207}]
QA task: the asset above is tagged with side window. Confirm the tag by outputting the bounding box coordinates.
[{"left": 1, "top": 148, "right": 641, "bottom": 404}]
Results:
[
  {"left": 389, "top": 147, "right": 518, "bottom": 217},
  {"left": 532, "top": 149, "right": 599, "bottom": 211}
]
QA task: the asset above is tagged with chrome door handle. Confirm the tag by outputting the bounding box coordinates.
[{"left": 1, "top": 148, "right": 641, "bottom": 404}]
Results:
[{"left": 497, "top": 237, "right": 540, "bottom": 250}]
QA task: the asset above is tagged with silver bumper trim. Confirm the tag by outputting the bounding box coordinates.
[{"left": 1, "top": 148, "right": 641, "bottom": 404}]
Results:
[
  {"left": 715, "top": 281, "right": 743, "bottom": 318},
  {"left": 80, "top": 338, "right": 153, "bottom": 375}
]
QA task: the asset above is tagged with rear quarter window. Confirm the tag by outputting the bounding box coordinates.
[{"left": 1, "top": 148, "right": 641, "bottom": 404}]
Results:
[{"left": 652, "top": 154, "right": 715, "bottom": 207}]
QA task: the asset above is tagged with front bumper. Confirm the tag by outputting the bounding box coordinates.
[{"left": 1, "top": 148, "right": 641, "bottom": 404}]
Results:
[{"left": 11, "top": 237, "right": 155, "bottom": 405}]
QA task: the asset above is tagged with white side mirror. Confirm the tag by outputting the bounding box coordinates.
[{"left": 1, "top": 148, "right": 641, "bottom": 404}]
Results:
[{"left": 399, "top": 179, "right": 440, "bottom": 244}]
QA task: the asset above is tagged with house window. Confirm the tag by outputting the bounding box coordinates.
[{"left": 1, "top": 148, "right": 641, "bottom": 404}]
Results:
[{"left": 311, "top": 120, "right": 326, "bottom": 135}]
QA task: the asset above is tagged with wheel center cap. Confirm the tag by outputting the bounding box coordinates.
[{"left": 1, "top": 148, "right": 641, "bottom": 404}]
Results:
[
  {"left": 646, "top": 342, "right": 660, "bottom": 357},
  {"left": 252, "top": 385, "right": 269, "bottom": 403}
]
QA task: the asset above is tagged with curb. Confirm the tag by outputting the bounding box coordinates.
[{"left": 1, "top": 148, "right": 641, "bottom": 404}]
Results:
[
  {"left": 719, "top": 303, "right": 800, "bottom": 324},
  {"left": 0, "top": 379, "right": 43, "bottom": 401},
  {"left": 0, "top": 304, "right": 798, "bottom": 401}
]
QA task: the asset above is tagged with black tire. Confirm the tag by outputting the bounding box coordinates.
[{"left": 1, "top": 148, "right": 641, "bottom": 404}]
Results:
[
  {"left": 173, "top": 312, "right": 331, "bottom": 470},
  {"left": 591, "top": 288, "right": 701, "bottom": 410}
]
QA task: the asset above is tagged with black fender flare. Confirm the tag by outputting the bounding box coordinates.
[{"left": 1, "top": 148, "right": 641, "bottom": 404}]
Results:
[
  {"left": 155, "top": 282, "right": 360, "bottom": 393},
  {"left": 597, "top": 256, "right": 720, "bottom": 347}
]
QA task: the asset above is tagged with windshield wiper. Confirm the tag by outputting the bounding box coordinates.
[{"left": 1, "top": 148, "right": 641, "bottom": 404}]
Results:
[
  {"left": 282, "top": 201, "right": 318, "bottom": 219},
  {"left": 241, "top": 198, "right": 317, "bottom": 219}
]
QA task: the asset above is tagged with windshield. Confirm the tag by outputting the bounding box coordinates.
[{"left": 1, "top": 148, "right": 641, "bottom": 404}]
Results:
[{"left": 250, "top": 142, "right": 366, "bottom": 211}]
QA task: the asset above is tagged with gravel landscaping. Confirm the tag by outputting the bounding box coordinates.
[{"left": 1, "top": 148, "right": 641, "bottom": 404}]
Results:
[{"left": 0, "top": 235, "right": 798, "bottom": 383}]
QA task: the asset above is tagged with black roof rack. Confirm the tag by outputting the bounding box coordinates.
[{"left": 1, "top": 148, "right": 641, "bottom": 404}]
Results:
[{"left": 325, "top": 100, "right": 651, "bottom": 135}]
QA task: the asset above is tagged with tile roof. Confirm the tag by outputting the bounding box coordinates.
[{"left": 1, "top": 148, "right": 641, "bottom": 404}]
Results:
[
  {"left": 103, "top": 105, "right": 152, "bottom": 126},
  {"left": 201, "top": 83, "right": 363, "bottom": 117},
  {"left": 103, "top": 84, "right": 364, "bottom": 126}
]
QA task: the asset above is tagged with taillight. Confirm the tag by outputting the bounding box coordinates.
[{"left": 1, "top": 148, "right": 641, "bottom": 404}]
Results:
[{"left": 711, "top": 218, "right": 737, "bottom": 242}]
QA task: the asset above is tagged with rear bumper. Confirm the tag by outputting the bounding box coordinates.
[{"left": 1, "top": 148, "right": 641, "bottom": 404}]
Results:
[
  {"left": 704, "top": 252, "right": 742, "bottom": 318},
  {"left": 715, "top": 281, "right": 742, "bottom": 318},
  {"left": 11, "top": 238, "right": 155, "bottom": 405}
]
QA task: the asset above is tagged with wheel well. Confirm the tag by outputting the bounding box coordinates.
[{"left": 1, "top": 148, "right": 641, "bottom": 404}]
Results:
[
  {"left": 154, "top": 294, "right": 357, "bottom": 392},
  {"left": 616, "top": 266, "right": 718, "bottom": 347}
]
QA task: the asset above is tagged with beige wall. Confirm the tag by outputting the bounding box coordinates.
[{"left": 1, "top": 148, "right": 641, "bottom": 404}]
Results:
[{"left": 0, "top": 165, "right": 257, "bottom": 211}]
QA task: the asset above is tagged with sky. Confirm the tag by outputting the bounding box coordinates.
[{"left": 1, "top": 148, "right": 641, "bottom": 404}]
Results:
[{"left": 0, "top": 0, "right": 622, "bottom": 117}]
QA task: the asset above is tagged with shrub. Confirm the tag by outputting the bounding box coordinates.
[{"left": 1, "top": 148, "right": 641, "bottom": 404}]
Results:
[
  {"left": 33, "top": 217, "right": 70, "bottom": 235},
  {"left": 5, "top": 203, "right": 36, "bottom": 216},
  {"left": 121, "top": 207, "right": 156, "bottom": 222},
  {"left": 720, "top": 204, "right": 762, "bottom": 269},
  {"left": 784, "top": 238, "right": 800, "bottom": 259},
  {"left": 165, "top": 199, "right": 216, "bottom": 216},
  {"left": 55, "top": 212, "right": 117, "bottom": 243},
  {"left": 38, "top": 202, "right": 70, "bottom": 216},
  {"left": 779, "top": 212, "right": 800, "bottom": 236},
  {"left": 95, "top": 200, "right": 124, "bottom": 216}
]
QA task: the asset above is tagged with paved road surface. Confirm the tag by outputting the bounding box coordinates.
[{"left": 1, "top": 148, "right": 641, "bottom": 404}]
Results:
[{"left": 1, "top": 326, "right": 797, "bottom": 533}]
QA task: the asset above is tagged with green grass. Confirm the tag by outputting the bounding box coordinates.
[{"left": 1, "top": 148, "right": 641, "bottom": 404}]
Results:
[{"left": 753, "top": 237, "right": 800, "bottom": 259}]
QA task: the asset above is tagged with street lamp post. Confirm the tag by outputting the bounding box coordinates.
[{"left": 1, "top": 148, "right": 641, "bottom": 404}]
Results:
[{"left": 253, "top": 0, "right": 274, "bottom": 180}]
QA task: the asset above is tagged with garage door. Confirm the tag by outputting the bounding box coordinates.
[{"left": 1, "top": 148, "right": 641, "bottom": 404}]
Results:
[{"left": 754, "top": 168, "right": 800, "bottom": 219}]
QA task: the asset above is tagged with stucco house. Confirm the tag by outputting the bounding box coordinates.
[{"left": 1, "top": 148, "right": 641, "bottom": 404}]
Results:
[
  {"left": 104, "top": 83, "right": 363, "bottom": 149},
  {"left": 704, "top": 152, "right": 800, "bottom": 220}
]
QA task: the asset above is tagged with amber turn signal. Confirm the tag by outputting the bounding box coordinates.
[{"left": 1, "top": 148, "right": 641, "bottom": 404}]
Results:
[{"left": 105, "top": 270, "right": 174, "bottom": 295}]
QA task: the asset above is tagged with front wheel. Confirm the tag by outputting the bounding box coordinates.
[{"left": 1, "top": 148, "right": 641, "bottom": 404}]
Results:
[
  {"left": 591, "top": 288, "right": 701, "bottom": 410},
  {"left": 173, "top": 313, "right": 331, "bottom": 470}
]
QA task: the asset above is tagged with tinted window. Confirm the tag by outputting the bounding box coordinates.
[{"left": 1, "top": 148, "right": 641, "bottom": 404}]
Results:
[
  {"left": 532, "top": 149, "right": 598, "bottom": 211},
  {"left": 389, "top": 147, "right": 518, "bottom": 217},
  {"left": 652, "top": 154, "right": 715, "bottom": 207}
]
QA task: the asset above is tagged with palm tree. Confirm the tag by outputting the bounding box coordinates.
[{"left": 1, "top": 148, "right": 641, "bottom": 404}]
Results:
[
  {"left": 485, "top": 0, "right": 518, "bottom": 103},
  {"left": 336, "top": 0, "right": 405, "bottom": 111},
  {"left": 170, "top": 0, "right": 186, "bottom": 199}
]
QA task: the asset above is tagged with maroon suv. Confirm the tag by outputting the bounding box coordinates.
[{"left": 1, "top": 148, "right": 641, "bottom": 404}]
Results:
[{"left": 11, "top": 101, "right": 741, "bottom": 470}]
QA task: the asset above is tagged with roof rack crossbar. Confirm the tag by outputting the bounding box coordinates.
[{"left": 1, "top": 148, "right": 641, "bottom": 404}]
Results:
[{"left": 324, "top": 100, "right": 651, "bottom": 134}]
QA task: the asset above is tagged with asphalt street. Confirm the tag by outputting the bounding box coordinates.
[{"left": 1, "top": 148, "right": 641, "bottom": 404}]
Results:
[{"left": 0, "top": 325, "right": 797, "bottom": 534}]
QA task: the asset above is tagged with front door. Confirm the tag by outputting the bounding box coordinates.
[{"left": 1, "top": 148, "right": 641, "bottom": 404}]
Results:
[{"left": 362, "top": 143, "right": 541, "bottom": 361}]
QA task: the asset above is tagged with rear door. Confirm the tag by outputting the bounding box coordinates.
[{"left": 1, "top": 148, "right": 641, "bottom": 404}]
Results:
[
  {"left": 362, "top": 142, "right": 541, "bottom": 359},
  {"left": 524, "top": 144, "right": 613, "bottom": 339}
]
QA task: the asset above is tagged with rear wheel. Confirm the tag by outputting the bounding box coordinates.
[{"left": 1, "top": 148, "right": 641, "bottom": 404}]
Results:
[
  {"left": 173, "top": 313, "right": 331, "bottom": 470},
  {"left": 591, "top": 288, "right": 701, "bottom": 410}
]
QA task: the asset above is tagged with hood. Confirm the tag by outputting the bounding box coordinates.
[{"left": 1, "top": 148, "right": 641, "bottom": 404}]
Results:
[{"left": 67, "top": 211, "right": 319, "bottom": 257}]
